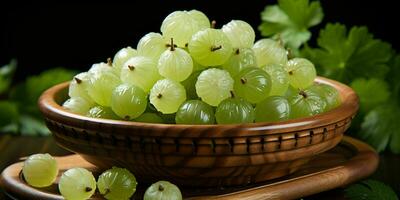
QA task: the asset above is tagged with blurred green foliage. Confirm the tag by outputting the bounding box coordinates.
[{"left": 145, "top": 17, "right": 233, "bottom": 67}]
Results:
[{"left": 0, "top": 60, "right": 75, "bottom": 135}]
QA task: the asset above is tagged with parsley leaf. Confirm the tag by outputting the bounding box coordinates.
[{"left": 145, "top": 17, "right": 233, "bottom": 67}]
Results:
[
  {"left": 258, "top": 0, "right": 323, "bottom": 50},
  {"left": 345, "top": 179, "right": 398, "bottom": 200},
  {"left": 359, "top": 104, "right": 400, "bottom": 153},
  {"left": 303, "top": 23, "right": 393, "bottom": 83},
  {"left": 350, "top": 78, "right": 390, "bottom": 113}
]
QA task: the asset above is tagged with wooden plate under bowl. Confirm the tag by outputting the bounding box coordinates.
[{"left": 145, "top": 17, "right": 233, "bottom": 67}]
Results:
[
  {"left": 0, "top": 136, "right": 378, "bottom": 200},
  {"left": 38, "top": 77, "right": 359, "bottom": 187}
]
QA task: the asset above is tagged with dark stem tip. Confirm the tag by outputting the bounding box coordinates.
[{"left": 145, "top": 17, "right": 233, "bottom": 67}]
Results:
[
  {"left": 170, "top": 38, "right": 175, "bottom": 51},
  {"left": 235, "top": 48, "right": 240, "bottom": 55},
  {"left": 107, "top": 58, "right": 112, "bottom": 66},
  {"left": 128, "top": 65, "right": 135, "bottom": 71},
  {"left": 158, "top": 184, "right": 164, "bottom": 191},
  {"left": 211, "top": 20, "right": 217, "bottom": 29},
  {"left": 287, "top": 48, "right": 294, "bottom": 60},
  {"left": 230, "top": 90, "right": 235, "bottom": 98},
  {"left": 157, "top": 93, "right": 162, "bottom": 99},
  {"left": 299, "top": 90, "right": 308, "bottom": 98},
  {"left": 211, "top": 45, "right": 222, "bottom": 52},
  {"left": 240, "top": 78, "right": 247, "bottom": 84},
  {"left": 74, "top": 77, "right": 82, "bottom": 84}
]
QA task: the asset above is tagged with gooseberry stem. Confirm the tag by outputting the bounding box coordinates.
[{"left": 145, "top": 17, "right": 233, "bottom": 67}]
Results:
[
  {"left": 235, "top": 48, "right": 240, "bottom": 55},
  {"left": 170, "top": 38, "right": 175, "bottom": 51},
  {"left": 230, "top": 90, "right": 235, "bottom": 98},
  {"left": 211, "top": 20, "right": 216, "bottom": 28},
  {"left": 299, "top": 90, "right": 308, "bottom": 98},
  {"left": 74, "top": 77, "right": 82, "bottom": 84},
  {"left": 128, "top": 65, "right": 135, "bottom": 71},
  {"left": 211, "top": 45, "right": 222, "bottom": 51}
]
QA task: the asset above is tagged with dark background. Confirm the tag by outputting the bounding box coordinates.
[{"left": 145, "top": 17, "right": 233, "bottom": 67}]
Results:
[{"left": 1, "top": 0, "right": 399, "bottom": 81}]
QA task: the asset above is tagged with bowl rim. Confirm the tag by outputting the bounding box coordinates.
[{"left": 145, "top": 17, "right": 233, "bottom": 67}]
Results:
[{"left": 38, "top": 76, "right": 358, "bottom": 137}]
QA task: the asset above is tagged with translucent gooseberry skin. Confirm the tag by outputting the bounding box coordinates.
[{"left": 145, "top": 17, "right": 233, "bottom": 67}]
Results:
[
  {"left": 144, "top": 181, "right": 183, "bottom": 200},
  {"left": 87, "top": 71, "right": 121, "bottom": 107},
  {"left": 158, "top": 47, "right": 193, "bottom": 82},
  {"left": 215, "top": 98, "right": 255, "bottom": 124},
  {"left": 255, "top": 96, "right": 291, "bottom": 122},
  {"left": 87, "top": 106, "right": 120, "bottom": 120},
  {"left": 262, "top": 64, "right": 290, "bottom": 96},
  {"left": 113, "top": 46, "right": 138, "bottom": 73},
  {"left": 188, "top": 10, "right": 210, "bottom": 29},
  {"left": 62, "top": 97, "right": 94, "bottom": 115},
  {"left": 284, "top": 58, "right": 317, "bottom": 90},
  {"left": 252, "top": 39, "right": 288, "bottom": 67},
  {"left": 288, "top": 87, "right": 327, "bottom": 119},
  {"left": 121, "top": 56, "right": 161, "bottom": 93},
  {"left": 22, "top": 154, "right": 58, "bottom": 188},
  {"left": 222, "top": 48, "right": 257, "bottom": 77},
  {"left": 88, "top": 62, "right": 118, "bottom": 75},
  {"left": 111, "top": 84, "right": 147, "bottom": 120},
  {"left": 221, "top": 20, "right": 255, "bottom": 49},
  {"left": 161, "top": 11, "right": 209, "bottom": 47},
  {"left": 188, "top": 28, "right": 233, "bottom": 67},
  {"left": 97, "top": 167, "right": 137, "bottom": 200},
  {"left": 149, "top": 79, "right": 186, "bottom": 114},
  {"left": 175, "top": 100, "right": 215, "bottom": 124},
  {"left": 195, "top": 68, "right": 234, "bottom": 106},
  {"left": 233, "top": 67, "right": 272, "bottom": 104},
  {"left": 58, "top": 168, "right": 97, "bottom": 200},
  {"left": 137, "top": 32, "right": 169, "bottom": 61},
  {"left": 68, "top": 72, "right": 93, "bottom": 103},
  {"left": 308, "top": 83, "right": 341, "bottom": 111}
]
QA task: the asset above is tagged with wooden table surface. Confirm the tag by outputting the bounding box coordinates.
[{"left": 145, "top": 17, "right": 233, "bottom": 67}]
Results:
[{"left": 0, "top": 135, "right": 399, "bottom": 199}]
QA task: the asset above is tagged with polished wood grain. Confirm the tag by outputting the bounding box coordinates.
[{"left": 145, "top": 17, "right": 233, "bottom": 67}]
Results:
[
  {"left": 0, "top": 137, "right": 378, "bottom": 200},
  {"left": 37, "top": 77, "right": 359, "bottom": 187}
]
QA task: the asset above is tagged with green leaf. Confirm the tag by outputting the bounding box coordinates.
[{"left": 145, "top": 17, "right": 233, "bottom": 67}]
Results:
[
  {"left": 303, "top": 23, "right": 393, "bottom": 83},
  {"left": 0, "top": 59, "right": 17, "bottom": 94},
  {"left": 350, "top": 78, "right": 390, "bottom": 113},
  {"left": 259, "top": 0, "right": 323, "bottom": 50},
  {"left": 387, "top": 55, "right": 400, "bottom": 100},
  {"left": 359, "top": 104, "right": 400, "bottom": 153},
  {"left": 0, "top": 101, "right": 19, "bottom": 128},
  {"left": 25, "top": 68, "right": 75, "bottom": 103},
  {"left": 18, "top": 115, "right": 50, "bottom": 136},
  {"left": 345, "top": 179, "right": 398, "bottom": 200}
]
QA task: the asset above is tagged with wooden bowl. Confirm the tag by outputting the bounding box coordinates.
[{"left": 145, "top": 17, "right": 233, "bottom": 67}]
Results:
[{"left": 38, "top": 77, "right": 358, "bottom": 187}]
